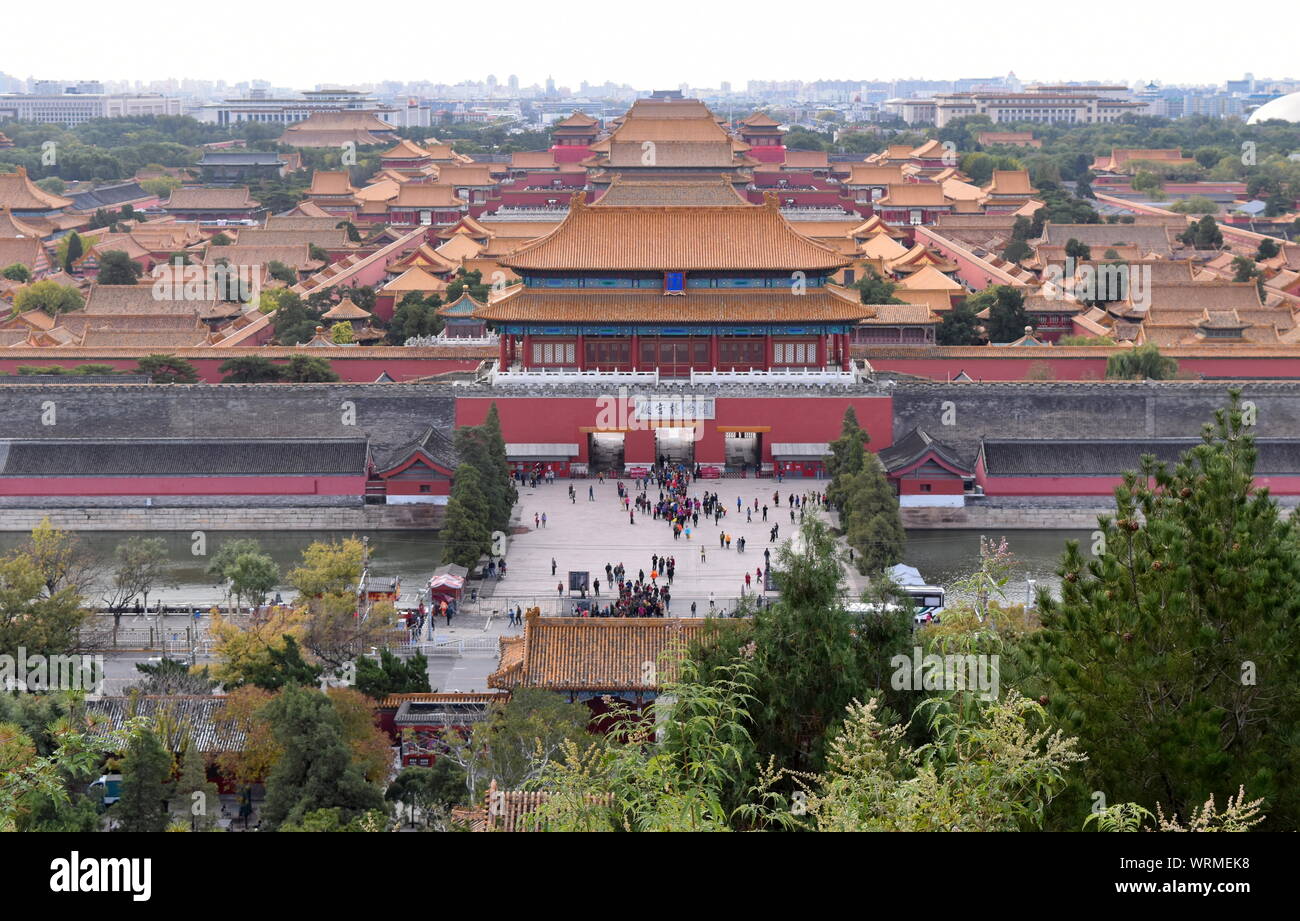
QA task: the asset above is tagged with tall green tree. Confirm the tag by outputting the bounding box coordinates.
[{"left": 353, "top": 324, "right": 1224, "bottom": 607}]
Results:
[
  {"left": 114, "top": 723, "right": 173, "bottom": 833},
  {"left": 825, "top": 408, "right": 905, "bottom": 574},
  {"left": 261, "top": 685, "right": 385, "bottom": 830},
  {"left": 1031, "top": 393, "right": 1300, "bottom": 829},
  {"left": 63, "top": 232, "right": 84, "bottom": 272},
  {"left": 454, "top": 413, "right": 514, "bottom": 533},
  {"left": 853, "top": 270, "right": 904, "bottom": 305},
  {"left": 96, "top": 249, "right": 142, "bottom": 285},
  {"left": 936, "top": 302, "right": 981, "bottom": 346},
  {"left": 169, "top": 744, "right": 220, "bottom": 831},
  {"left": 440, "top": 464, "right": 493, "bottom": 568},
  {"left": 970, "top": 285, "right": 1031, "bottom": 343}
]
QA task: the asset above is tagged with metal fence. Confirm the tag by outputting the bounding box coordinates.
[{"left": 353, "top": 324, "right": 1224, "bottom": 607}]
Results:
[{"left": 81, "top": 623, "right": 213, "bottom": 655}]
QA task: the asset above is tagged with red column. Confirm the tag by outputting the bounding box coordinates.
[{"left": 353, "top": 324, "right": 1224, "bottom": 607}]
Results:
[
  {"left": 815, "top": 335, "right": 824, "bottom": 369},
  {"left": 576, "top": 334, "right": 586, "bottom": 370},
  {"left": 630, "top": 333, "right": 640, "bottom": 371},
  {"left": 498, "top": 333, "right": 508, "bottom": 369},
  {"left": 521, "top": 333, "right": 532, "bottom": 370},
  {"left": 841, "top": 333, "right": 852, "bottom": 371},
  {"left": 764, "top": 336, "right": 774, "bottom": 370},
  {"left": 709, "top": 332, "right": 719, "bottom": 369}
]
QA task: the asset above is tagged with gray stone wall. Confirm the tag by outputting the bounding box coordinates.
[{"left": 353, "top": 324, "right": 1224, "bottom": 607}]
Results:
[
  {"left": 890, "top": 380, "right": 1300, "bottom": 463},
  {"left": 0, "top": 383, "right": 458, "bottom": 466},
  {"left": 0, "top": 504, "right": 443, "bottom": 532}
]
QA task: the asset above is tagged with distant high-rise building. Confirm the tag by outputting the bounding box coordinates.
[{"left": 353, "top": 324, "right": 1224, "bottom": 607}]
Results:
[
  {"left": 508, "top": 74, "right": 519, "bottom": 92},
  {"left": 545, "top": 75, "right": 556, "bottom": 96}
]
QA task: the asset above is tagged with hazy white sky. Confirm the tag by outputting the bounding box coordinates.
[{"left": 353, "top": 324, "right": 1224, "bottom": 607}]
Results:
[{"left": 5, "top": 0, "right": 1288, "bottom": 90}]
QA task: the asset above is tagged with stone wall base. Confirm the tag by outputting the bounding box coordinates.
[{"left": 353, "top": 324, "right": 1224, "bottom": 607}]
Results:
[{"left": 0, "top": 505, "right": 444, "bottom": 532}]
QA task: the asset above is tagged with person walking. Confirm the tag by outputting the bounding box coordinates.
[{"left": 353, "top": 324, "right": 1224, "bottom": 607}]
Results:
[
  {"left": 594, "top": 578, "right": 601, "bottom": 596},
  {"left": 541, "top": 512, "right": 547, "bottom": 528},
  {"left": 589, "top": 485, "right": 595, "bottom": 501},
  {"left": 551, "top": 557, "right": 557, "bottom": 576},
  {"left": 557, "top": 582, "right": 564, "bottom": 598},
  {"left": 709, "top": 591, "right": 715, "bottom": 612},
  {"left": 745, "top": 572, "right": 752, "bottom": 591},
  {"left": 534, "top": 512, "right": 540, "bottom": 528},
  {"left": 700, "top": 546, "right": 707, "bottom": 563}
]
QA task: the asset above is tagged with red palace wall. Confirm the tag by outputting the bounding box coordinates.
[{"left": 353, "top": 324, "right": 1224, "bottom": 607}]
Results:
[
  {"left": 457, "top": 395, "right": 893, "bottom": 466},
  {"left": 745, "top": 145, "right": 786, "bottom": 164},
  {"left": 550, "top": 145, "right": 592, "bottom": 164},
  {"left": 0, "top": 475, "right": 367, "bottom": 496}
]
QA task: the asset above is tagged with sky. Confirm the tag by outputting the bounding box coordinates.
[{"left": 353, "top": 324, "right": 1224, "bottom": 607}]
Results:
[{"left": 5, "top": 0, "right": 1291, "bottom": 91}]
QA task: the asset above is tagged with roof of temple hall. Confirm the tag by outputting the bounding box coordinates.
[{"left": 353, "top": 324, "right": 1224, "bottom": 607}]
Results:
[
  {"left": 502, "top": 195, "right": 851, "bottom": 272},
  {"left": 488, "top": 613, "right": 720, "bottom": 692},
  {"left": 473, "top": 286, "right": 874, "bottom": 324},
  {"left": 593, "top": 175, "right": 749, "bottom": 208}
]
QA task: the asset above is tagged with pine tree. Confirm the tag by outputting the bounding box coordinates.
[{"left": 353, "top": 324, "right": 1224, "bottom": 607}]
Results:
[
  {"left": 355, "top": 649, "right": 431, "bottom": 699},
  {"left": 114, "top": 724, "right": 173, "bottom": 833},
  {"left": 170, "top": 744, "right": 220, "bottom": 831},
  {"left": 441, "top": 464, "right": 493, "bottom": 568},
  {"left": 1031, "top": 392, "right": 1300, "bottom": 829},
  {"left": 261, "top": 685, "right": 386, "bottom": 830}
]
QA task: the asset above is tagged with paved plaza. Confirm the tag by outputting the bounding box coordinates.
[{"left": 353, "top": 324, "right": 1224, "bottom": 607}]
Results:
[{"left": 478, "top": 474, "right": 837, "bottom": 618}]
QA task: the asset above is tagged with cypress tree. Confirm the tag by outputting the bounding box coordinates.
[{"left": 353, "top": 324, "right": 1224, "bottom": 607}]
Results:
[
  {"left": 826, "top": 408, "right": 904, "bottom": 574},
  {"left": 441, "top": 464, "right": 493, "bottom": 568}
]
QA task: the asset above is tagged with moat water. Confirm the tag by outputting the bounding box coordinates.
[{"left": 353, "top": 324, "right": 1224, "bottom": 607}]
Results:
[{"left": 0, "top": 527, "right": 1091, "bottom": 608}]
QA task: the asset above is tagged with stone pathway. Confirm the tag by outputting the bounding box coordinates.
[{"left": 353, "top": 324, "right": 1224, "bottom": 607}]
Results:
[{"left": 486, "top": 476, "right": 835, "bottom": 617}]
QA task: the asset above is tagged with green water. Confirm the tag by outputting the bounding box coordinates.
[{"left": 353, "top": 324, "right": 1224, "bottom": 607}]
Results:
[
  {"left": 0, "top": 530, "right": 445, "bottom": 607},
  {"left": 0, "top": 527, "right": 1082, "bottom": 607}
]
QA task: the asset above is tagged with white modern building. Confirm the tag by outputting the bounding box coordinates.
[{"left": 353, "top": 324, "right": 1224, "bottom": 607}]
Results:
[
  {"left": 196, "top": 88, "right": 430, "bottom": 128},
  {"left": 886, "top": 85, "right": 1150, "bottom": 127},
  {"left": 0, "top": 91, "right": 184, "bottom": 125}
]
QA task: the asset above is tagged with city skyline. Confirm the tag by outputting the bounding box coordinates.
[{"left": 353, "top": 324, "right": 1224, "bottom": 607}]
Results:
[{"left": 7, "top": 0, "right": 1293, "bottom": 93}]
